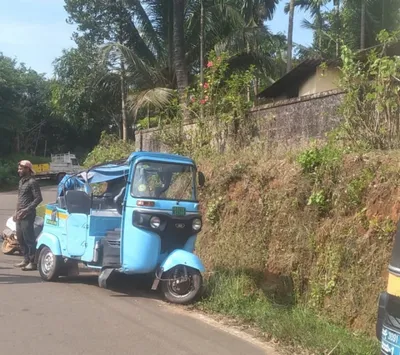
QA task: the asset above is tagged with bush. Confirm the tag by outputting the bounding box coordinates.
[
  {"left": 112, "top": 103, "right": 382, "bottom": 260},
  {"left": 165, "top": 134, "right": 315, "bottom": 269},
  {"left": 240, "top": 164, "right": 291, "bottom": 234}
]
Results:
[
  {"left": 83, "top": 132, "right": 136, "bottom": 167},
  {"left": 0, "top": 161, "right": 18, "bottom": 188},
  {"left": 339, "top": 30, "right": 400, "bottom": 149},
  {"left": 0, "top": 153, "right": 50, "bottom": 189},
  {"left": 137, "top": 116, "right": 160, "bottom": 130},
  {"left": 297, "top": 141, "right": 343, "bottom": 175}
]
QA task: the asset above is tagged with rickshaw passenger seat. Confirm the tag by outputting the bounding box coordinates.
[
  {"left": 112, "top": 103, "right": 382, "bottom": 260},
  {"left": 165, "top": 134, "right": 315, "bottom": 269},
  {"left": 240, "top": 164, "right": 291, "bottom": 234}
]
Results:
[{"left": 65, "top": 190, "right": 91, "bottom": 215}]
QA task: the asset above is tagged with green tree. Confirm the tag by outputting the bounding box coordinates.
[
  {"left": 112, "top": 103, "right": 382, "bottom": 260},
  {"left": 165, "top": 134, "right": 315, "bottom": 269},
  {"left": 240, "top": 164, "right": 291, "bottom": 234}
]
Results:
[
  {"left": 52, "top": 37, "right": 120, "bottom": 136},
  {"left": 62, "top": 0, "right": 287, "bottom": 135},
  {"left": 341, "top": 0, "right": 400, "bottom": 50},
  {"left": 0, "top": 54, "right": 53, "bottom": 155}
]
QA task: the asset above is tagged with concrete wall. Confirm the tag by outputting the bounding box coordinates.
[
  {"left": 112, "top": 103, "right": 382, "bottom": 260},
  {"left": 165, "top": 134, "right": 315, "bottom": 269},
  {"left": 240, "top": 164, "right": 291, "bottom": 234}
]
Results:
[
  {"left": 250, "top": 89, "right": 344, "bottom": 144},
  {"left": 135, "top": 120, "right": 195, "bottom": 152},
  {"left": 135, "top": 90, "right": 345, "bottom": 152},
  {"left": 136, "top": 126, "right": 169, "bottom": 152}
]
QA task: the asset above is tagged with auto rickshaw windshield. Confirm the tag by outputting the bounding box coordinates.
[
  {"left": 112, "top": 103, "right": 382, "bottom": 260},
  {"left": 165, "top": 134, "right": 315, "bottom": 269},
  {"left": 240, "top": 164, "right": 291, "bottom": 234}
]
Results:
[{"left": 132, "top": 161, "right": 196, "bottom": 201}]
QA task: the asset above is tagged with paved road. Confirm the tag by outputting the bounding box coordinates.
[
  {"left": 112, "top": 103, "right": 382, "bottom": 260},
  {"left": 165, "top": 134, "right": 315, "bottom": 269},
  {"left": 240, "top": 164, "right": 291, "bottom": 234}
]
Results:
[{"left": 0, "top": 186, "right": 274, "bottom": 355}]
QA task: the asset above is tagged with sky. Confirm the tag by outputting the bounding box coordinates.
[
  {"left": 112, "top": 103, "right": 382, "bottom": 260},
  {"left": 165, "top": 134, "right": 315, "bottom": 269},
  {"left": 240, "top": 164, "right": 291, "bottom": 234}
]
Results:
[{"left": 0, "top": 0, "right": 324, "bottom": 77}]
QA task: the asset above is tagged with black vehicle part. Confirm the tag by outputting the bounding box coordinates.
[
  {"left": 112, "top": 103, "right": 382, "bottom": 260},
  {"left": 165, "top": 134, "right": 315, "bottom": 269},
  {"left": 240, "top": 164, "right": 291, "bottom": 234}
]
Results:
[
  {"left": 132, "top": 211, "right": 202, "bottom": 253},
  {"left": 101, "top": 229, "right": 121, "bottom": 268},
  {"left": 378, "top": 291, "right": 400, "bottom": 342},
  {"left": 56, "top": 173, "right": 66, "bottom": 184},
  {"left": 390, "top": 220, "right": 400, "bottom": 270},
  {"left": 98, "top": 268, "right": 116, "bottom": 289},
  {"left": 377, "top": 292, "right": 389, "bottom": 340},
  {"left": 161, "top": 266, "right": 203, "bottom": 305}
]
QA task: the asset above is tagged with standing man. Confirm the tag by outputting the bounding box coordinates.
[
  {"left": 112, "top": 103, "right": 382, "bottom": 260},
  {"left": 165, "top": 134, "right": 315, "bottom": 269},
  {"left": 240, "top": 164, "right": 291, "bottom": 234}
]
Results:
[{"left": 14, "top": 160, "right": 43, "bottom": 271}]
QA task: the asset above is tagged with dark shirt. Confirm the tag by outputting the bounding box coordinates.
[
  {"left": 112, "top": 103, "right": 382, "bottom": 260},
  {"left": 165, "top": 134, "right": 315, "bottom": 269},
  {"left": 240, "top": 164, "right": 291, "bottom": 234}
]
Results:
[{"left": 17, "top": 176, "right": 43, "bottom": 216}]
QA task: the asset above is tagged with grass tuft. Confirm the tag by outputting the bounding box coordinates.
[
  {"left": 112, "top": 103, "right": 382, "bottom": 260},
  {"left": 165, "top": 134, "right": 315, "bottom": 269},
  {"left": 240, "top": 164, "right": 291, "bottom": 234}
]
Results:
[{"left": 198, "top": 271, "right": 379, "bottom": 355}]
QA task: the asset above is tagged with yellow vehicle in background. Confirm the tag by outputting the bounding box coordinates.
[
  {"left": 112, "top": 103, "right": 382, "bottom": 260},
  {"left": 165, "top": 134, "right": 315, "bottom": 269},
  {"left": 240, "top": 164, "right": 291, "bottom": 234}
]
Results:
[
  {"left": 33, "top": 163, "right": 50, "bottom": 174},
  {"left": 377, "top": 223, "right": 400, "bottom": 354},
  {"left": 32, "top": 153, "right": 82, "bottom": 183}
]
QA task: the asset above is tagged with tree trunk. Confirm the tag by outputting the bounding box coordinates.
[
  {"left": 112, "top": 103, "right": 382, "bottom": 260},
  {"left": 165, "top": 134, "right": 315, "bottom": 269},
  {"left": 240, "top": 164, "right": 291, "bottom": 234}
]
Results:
[
  {"left": 168, "top": 0, "right": 174, "bottom": 84},
  {"left": 173, "top": 0, "right": 189, "bottom": 116},
  {"left": 253, "top": 77, "right": 258, "bottom": 107},
  {"left": 335, "top": 0, "right": 340, "bottom": 57},
  {"left": 120, "top": 58, "right": 129, "bottom": 141},
  {"left": 16, "top": 134, "right": 20, "bottom": 153},
  {"left": 246, "top": 41, "right": 251, "bottom": 102},
  {"left": 200, "top": 0, "right": 204, "bottom": 120},
  {"left": 287, "top": 0, "right": 295, "bottom": 73},
  {"left": 360, "top": 0, "right": 366, "bottom": 49}
]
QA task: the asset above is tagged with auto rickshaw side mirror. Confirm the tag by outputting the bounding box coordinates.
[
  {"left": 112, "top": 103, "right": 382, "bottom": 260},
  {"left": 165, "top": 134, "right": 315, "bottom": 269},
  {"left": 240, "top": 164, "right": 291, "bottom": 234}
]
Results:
[{"left": 198, "top": 171, "right": 205, "bottom": 187}]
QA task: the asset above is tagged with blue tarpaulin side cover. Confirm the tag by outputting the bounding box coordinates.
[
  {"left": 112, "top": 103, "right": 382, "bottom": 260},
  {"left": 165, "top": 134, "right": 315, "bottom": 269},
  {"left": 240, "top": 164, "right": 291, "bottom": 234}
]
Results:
[
  {"left": 57, "top": 162, "right": 130, "bottom": 196},
  {"left": 58, "top": 174, "right": 85, "bottom": 196}
]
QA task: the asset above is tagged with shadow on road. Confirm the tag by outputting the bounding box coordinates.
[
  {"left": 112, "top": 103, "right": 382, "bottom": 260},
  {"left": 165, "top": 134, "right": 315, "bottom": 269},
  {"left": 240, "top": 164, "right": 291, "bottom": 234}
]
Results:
[
  {"left": 58, "top": 272, "right": 163, "bottom": 301},
  {"left": 0, "top": 273, "right": 43, "bottom": 285}
]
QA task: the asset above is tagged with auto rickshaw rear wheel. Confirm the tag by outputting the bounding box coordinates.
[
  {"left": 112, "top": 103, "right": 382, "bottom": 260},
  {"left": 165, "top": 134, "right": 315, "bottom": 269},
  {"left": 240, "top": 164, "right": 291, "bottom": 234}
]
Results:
[
  {"left": 38, "top": 246, "right": 62, "bottom": 281},
  {"left": 161, "top": 266, "right": 202, "bottom": 305},
  {"left": 1, "top": 240, "right": 17, "bottom": 255}
]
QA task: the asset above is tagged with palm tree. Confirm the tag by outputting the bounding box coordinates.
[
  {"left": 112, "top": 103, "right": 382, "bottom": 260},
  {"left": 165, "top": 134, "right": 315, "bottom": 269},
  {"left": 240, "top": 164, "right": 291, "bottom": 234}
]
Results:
[
  {"left": 341, "top": 0, "right": 400, "bottom": 50},
  {"left": 65, "top": 0, "right": 287, "bottom": 137},
  {"left": 287, "top": 0, "right": 295, "bottom": 72},
  {"left": 334, "top": 0, "right": 340, "bottom": 57},
  {"left": 173, "top": 0, "right": 189, "bottom": 110},
  {"left": 360, "top": 0, "right": 366, "bottom": 49},
  {"left": 284, "top": 0, "right": 329, "bottom": 57}
]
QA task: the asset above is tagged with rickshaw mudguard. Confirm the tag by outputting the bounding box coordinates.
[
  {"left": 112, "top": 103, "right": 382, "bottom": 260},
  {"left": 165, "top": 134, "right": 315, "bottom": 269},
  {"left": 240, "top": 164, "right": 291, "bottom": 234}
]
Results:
[
  {"left": 161, "top": 249, "right": 205, "bottom": 273},
  {"left": 36, "top": 232, "right": 62, "bottom": 256}
]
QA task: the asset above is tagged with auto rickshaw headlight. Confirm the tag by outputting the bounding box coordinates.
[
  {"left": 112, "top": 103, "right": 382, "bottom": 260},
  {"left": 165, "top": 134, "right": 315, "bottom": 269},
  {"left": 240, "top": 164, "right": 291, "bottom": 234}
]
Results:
[
  {"left": 150, "top": 216, "right": 161, "bottom": 229},
  {"left": 192, "top": 218, "right": 202, "bottom": 231}
]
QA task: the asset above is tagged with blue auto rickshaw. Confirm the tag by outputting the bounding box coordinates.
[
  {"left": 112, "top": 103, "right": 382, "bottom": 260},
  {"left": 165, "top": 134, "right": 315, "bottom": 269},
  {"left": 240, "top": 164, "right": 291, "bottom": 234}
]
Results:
[{"left": 35, "top": 152, "right": 206, "bottom": 304}]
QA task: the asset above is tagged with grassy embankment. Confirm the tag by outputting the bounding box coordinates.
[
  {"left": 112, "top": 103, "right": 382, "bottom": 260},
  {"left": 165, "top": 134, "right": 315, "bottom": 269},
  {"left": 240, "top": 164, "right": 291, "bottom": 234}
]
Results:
[{"left": 192, "top": 141, "right": 394, "bottom": 354}]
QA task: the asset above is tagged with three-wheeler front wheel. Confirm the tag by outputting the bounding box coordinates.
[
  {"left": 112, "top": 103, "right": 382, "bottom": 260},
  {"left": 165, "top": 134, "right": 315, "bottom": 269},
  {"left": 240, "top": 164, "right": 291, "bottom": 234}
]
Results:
[
  {"left": 161, "top": 266, "right": 203, "bottom": 305},
  {"left": 38, "top": 246, "right": 62, "bottom": 282}
]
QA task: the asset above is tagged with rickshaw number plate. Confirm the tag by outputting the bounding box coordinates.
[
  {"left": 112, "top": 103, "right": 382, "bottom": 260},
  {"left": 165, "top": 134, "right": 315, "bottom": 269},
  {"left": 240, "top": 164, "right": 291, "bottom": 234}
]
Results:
[
  {"left": 382, "top": 325, "right": 400, "bottom": 355},
  {"left": 172, "top": 206, "right": 186, "bottom": 216}
]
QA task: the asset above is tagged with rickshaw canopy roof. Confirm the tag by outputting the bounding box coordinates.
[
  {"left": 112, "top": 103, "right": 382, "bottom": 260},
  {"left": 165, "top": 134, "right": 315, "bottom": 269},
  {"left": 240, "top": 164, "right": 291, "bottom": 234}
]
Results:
[
  {"left": 82, "top": 162, "right": 130, "bottom": 184},
  {"left": 128, "top": 151, "right": 196, "bottom": 166},
  {"left": 75, "top": 152, "right": 196, "bottom": 185}
]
